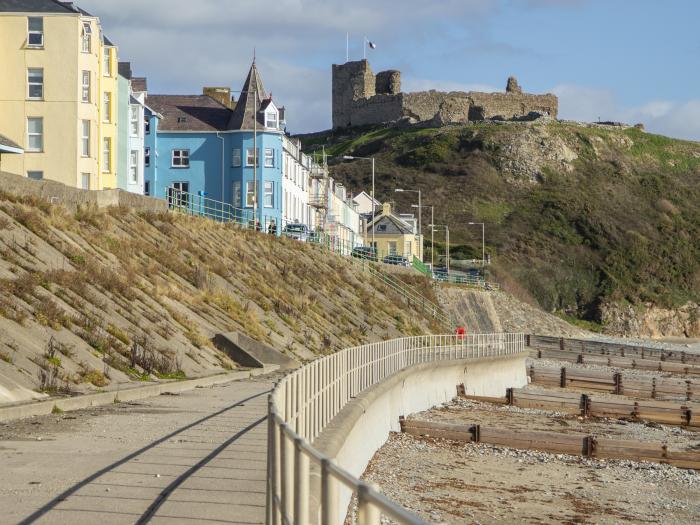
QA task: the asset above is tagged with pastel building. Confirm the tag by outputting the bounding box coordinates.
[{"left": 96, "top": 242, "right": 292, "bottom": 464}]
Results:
[
  {"left": 0, "top": 0, "right": 104, "bottom": 188},
  {"left": 144, "top": 62, "right": 287, "bottom": 229},
  {"left": 99, "top": 34, "right": 118, "bottom": 188}
]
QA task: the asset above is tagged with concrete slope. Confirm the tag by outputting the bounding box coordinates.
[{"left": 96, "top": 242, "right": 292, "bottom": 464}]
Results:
[
  {"left": 438, "top": 286, "right": 589, "bottom": 337},
  {"left": 213, "top": 331, "right": 299, "bottom": 370}
]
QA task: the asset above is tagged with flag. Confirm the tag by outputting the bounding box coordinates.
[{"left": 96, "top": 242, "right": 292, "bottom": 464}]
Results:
[{"left": 368, "top": 41, "right": 377, "bottom": 49}]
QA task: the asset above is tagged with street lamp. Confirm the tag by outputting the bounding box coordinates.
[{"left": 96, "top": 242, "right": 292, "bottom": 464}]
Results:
[
  {"left": 412, "top": 203, "right": 432, "bottom": 267},
  {"left": 429, "top": 223, "right": 449, "bottom": 274},
  {"left": 395, "top": 188, "right": 422, "bottom": 261},
  {"left": 343, "top": 155, "right": 375, "bottom": 250},
  {"left": 468, "top": 222, "right": 485, "bottom": 265}
]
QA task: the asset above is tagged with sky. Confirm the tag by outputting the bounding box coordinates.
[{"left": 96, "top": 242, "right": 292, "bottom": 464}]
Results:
[{"left": 81, "top": 0, "right": 700, "bottom": 139}]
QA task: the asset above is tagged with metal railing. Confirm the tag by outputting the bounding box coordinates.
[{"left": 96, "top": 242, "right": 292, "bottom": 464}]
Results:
[{"left": 267, "top": 333, "right": 525, "bottom": 525}]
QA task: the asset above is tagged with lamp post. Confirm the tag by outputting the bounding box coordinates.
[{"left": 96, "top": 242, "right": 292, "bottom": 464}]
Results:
[
  {"left": 395, "top": 188, "right": 421, "bottom": 260},
  {"left": 343, "top": 155, "right": 375, "bottom": 251},
  {"left": 429, "top": 224, "right": 449, "bottom": 274},
  {"left": 468, "top": 222, "right": 485, "bottom": 265},
  {"left": 411, "top": 203, "right": 432, "bottom": 266}
]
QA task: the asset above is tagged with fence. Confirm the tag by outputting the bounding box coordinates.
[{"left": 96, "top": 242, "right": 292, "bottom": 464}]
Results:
[{"left": 266, "top": 333, "right": 525, "bottom": 525}]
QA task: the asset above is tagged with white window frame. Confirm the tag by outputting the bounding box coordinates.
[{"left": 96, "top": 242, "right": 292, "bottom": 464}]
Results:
[
  {"left": 129, "top": 105, "right": 139, "bottom": 136},
  {"left": 246, "top": 148, "right": 259, "bottom": 167},
  {"left": 102, "top": 48, "right": 111, "bottom": 76},
  {"left": 28, "top": 17, "right": 44, "bottom": 48},
  {"left": 264, "top": 148, "right": 275, "bottom": 168},
  {"left": 103, "top": 92, "right": 111, "bottom": 122},
  {"left": 144, "top": 147, "right": 150, "bottom": 167},
  {"left": 27, "top": 117, "right": 43, "bottom": 152},
  {"left": 81, "top": 173, "right": 90, "bottom": 190},
  {"left": 171, "top": 149, "right": 189, "bottom": 168},
  {"left": 129, "top": 150, "right": 139, "bottom": 183},
  {"left": 81, "top": 22, "right": 92, "bottom": 53},
  {"left": 102, "top": 137, "right": 111, "bottom": 173},
  {"left": 144, "top": 116, "right": 151, "bottom": 135},
  {"left": 81, "top": 120, "right": 90, "bottom": 157},
  {"left": 81, "top": 71, "right": 90, "bottom": 103},
  {"left": 265, "top": 110, "right": 278, "bottom": 129},
  {"left": 264, "top": 181, "right": 274, "bottom": 208},
  {"left": 232, "top": 148, "right": 241, "bottom": 167},
  {"left": 27, "top": 68, "right": 43, "bottom": 100},
  {"left": 245, "top": 181, "right": 255, "bottom": 207}
]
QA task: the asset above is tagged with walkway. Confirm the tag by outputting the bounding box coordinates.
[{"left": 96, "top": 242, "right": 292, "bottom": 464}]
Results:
[{"left": 1, "top": 378, "right": 272, "bottom": 525}]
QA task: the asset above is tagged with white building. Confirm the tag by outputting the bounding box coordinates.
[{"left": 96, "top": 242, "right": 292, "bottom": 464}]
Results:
[
  {"left": 282, "top": 136, "right": 313, "bottom": 228},
  {"left": 352, "top": 190, "right": 380, "bottom": 216},
  {"left": 327, "top": 178, "right": 361, "bottom": 253},
  {"left": 126, "top": 90, "right": 147, "bottom": 194}
]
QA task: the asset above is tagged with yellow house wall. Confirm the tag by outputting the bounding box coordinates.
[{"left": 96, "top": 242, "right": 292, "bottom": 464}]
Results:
[
  {"left": 368, "top": 234, "right": 420, "bottom": 259},
  {"left": 98, "top": 44, "right": 118, "bottom": 189},
  {"left": 0, "top": 13, "right": 81, "bottom": 183}
]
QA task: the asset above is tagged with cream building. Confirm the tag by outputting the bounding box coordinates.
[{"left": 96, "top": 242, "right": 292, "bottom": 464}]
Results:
[
  {"left": 364, "top": 202, "right": 423, "bottom": 261},
  {"left": 0, "top": 1, "right": 103, "bottom": 188}
]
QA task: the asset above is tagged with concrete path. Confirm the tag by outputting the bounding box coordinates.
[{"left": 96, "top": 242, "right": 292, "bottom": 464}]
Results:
[{"left": 0, "top": 377, "right": 272, "bottom": 525}]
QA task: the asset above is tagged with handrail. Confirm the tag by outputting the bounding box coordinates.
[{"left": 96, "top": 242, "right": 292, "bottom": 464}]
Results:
[{"left": 267, "top": 333, "right": 525, "bottom": 524}]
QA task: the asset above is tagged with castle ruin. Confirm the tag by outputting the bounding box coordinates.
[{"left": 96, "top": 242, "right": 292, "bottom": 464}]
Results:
[{"left": 332, "top": 60, "right": 558, "bottom": 129}]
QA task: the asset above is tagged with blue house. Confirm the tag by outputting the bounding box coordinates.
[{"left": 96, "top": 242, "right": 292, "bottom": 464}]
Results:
[{"left": 143, "top": 62, "right": 285, "bottom": 230}]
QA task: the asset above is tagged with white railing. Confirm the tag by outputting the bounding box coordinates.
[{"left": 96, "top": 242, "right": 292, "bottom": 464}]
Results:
[{"left": 266, "top": 333, "right": 525, "bottom": 525}]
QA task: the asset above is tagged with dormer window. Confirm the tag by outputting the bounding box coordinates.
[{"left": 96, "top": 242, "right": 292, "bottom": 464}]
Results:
[
  {"left": 177, "top": 116, "right": 187, "bottom": 123},
  {"left": 81, "top": 22, "right": 92, "bottom": 53},
  {"left": 265, "top": 109, "right": 278, "bottom": 129}
]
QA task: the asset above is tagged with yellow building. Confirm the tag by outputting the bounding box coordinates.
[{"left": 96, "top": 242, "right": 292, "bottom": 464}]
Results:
[
  {"left": 0, "top": 1, "right": 103, "bottom": 188},
  {"left": 99, "top": 35, "right": 118, "bottom": 189},
  {"left": 364, "top": 202, "right": 423, "bottom": 261}
]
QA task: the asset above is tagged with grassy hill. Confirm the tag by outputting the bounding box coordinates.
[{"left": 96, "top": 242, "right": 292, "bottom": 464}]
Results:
[
  {"left": 301, "top": 121, "right": 700, "bottom": 333},
  {"left": 0, "top": 191, "right": 439, "bottom": 403}
]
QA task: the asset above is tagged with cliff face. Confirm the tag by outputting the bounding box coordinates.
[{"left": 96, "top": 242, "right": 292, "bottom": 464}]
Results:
[
  {"left": 600, "top": 302, "right": 700, "bottom": 338},
  {"left": 302, "top": 120, "right": 700, "bottom": 338}
]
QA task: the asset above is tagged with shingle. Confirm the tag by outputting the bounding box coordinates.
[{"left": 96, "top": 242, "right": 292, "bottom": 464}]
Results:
[
  {"left": 0, "top": 0, "right": 77, "bottom": 13},
  {"left": 146, "top": 95, "right": 232, "bottom": 132},
  {"left": 131, "top": 77, "right": 147, "bottom": 92}
]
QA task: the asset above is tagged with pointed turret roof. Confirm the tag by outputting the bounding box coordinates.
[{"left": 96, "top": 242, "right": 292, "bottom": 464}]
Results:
[{"left": 227, "top": 61, "right": 268, "bottom": 130}]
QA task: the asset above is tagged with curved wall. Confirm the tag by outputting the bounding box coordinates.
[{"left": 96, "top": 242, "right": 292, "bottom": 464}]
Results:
[{"left": 311, "top": 352, "right": 528, "bottom": 523}]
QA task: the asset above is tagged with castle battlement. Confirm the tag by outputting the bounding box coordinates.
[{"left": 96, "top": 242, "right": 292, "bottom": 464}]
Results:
[{"left": 331, "top": 60, "right": 558, "bottom": 129}]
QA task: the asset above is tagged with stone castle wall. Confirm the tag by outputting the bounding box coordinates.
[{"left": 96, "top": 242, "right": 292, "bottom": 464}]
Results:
[{"left": 331, "top": 60, "right": 558, "bottom": 129}]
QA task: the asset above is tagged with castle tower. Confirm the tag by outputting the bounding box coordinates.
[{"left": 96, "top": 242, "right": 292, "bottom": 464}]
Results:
[{"left": 331, "top": 60, "right": 376, "bottom": 129}]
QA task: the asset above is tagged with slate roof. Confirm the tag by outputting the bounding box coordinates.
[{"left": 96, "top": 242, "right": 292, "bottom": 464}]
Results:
[
  {"left": 227, "top": 62, "right": 268, "bottom": 130},
  {"left": 367, "top": 214, "right": 414, "bottom": 235},
  {"left": 0, "top": 0, "right": 79, "bottom": 13},
  {"left": 146, "top": 95, "right": 232, "bottom": 132},
  {"left": 0, "top": 133, "right": 23, "bottom": 153},
  {"left": 131, "top": 77, "right": 147, "bottom": 92}
]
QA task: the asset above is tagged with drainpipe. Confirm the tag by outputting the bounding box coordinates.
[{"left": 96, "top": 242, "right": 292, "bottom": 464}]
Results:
[{"left": 216, "top": 132, "right": 225, "bottom": 209}]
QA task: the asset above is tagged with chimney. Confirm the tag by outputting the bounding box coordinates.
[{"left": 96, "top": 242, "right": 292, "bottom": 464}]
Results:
[
  {"left": 382, "top": 202, "right": 391, "bottom": 216},
  {"left": 118, "top": 61, "right": 132, "bottom": 79},
  {"left": 203, "top": 87, "right": 233, "bottom": 108}
]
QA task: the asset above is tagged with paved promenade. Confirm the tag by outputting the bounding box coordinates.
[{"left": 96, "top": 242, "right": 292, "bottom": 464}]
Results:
[{"left": 0, "top": 377, "right": 272, "bottom": 524}]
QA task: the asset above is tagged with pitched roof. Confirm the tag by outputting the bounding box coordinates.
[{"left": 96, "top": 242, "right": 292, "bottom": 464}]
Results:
[
  {"left": 227, "top": 62, "right": 268, "bottom": 130},
  {"left": 0, "top": 0, "right": 77, "bottom": 12},
  {"left": 146, "top": 95, "right": 232, "bottom": 132},
  {"left": 131, "top": 77, "right": 147, "bottom": 92},
  {"left": 366, "top": 213, "right": 414, "bottom": 235},
  {"left": 0, "top": 133, "right": 23, "bottom": 153}
]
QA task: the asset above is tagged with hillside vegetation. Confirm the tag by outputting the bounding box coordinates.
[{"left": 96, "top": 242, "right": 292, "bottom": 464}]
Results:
[
  {"left": 0, "top": 192, "right": 438, "bottom": 403},
  {"left": 302, "top": 121, "right": 700, "bottom": 335}
]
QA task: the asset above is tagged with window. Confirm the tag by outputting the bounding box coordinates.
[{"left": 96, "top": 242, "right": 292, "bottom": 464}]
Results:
[
  {"left": 171, "top": 149, "right": 189, "bottom": 168},
  {"left": 81, "top": 71, "right": 90, "bottom": 102},
  {"left": 168, "top": 182, "right": 189, "bottom": 208},
  {"left": 129, "top": 150, "right": 138, "bottom": 183},
  {"left": 265, "top": 110, "right": 278, "bottom": 129},
  {"left": 81, "top": 173, "right": 90, "bottom": 190},
  {"left": 246, "top": 148, "right": 259, "bottom": 167},
  {"left": 144, "top": 116, "right": 150, "bottom": 135},
  {"left": 232, "top": 148, "right": 241, "bottom": 167},
  {"left": 144, "top": 147, "right": 150, "bottom": 167},
  {"left": 81, "top": 22, "right": 92, "bottom": 53},
  {"left": 245, "top": 182, "right": 255, "bottom": 207},
  {"left": 129, "top": 106, "right": 139, "bottom": 136},
  {"left": 27, "top": 117, "right": 43, "bottom": 152},
  {"left": 144, "top": 181, "right": 150, "bottom": 196},
  {"left": 102, "top": 137, "right": 111, "bottom": 172},
  {"left": 388, "top": 241, "right": 397, "bottom": 256},
  {"left": 103, "top": 92, "right": 111, "bottom": 122},
  {"left": 27, "top": 171, "right": 43, "bottom": 181},
  {"left": 232, "top": 181, "right": 241, "bottom": 208},
  {"left": 81, "top": 120, "right": 90, "bottom": 157},
  {"left": 102, "top": 48, "right": 111, "bottom": 76},
  {"left": 264, "top": 148, "right": 275, "bottom": 168},
  {"left": 28, "top": 17, "right": 44, "bottom": 47},
  {"left": 27, "top": 68, "right": 43, "bottom": 99},
  {"left": 264, "top": 181, "right": 274, "bottom": 208}
]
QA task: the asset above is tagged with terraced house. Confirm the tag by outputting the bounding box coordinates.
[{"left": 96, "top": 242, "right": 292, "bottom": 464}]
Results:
[
  {"left": 144, "top": 62, "right": 288, "bottom": 230},
  {"left": 0, "top": 0, "right": 136, "bottom": 192}
]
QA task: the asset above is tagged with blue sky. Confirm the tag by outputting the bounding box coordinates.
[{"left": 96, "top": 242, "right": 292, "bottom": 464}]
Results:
[{"left": 81, "top": 0, "right": 700, "bottom": 139}]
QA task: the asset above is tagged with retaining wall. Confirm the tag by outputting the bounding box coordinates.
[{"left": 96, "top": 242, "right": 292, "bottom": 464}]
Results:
[{"left": 311, "top": 352, "right": 528, "bottom": 523}]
